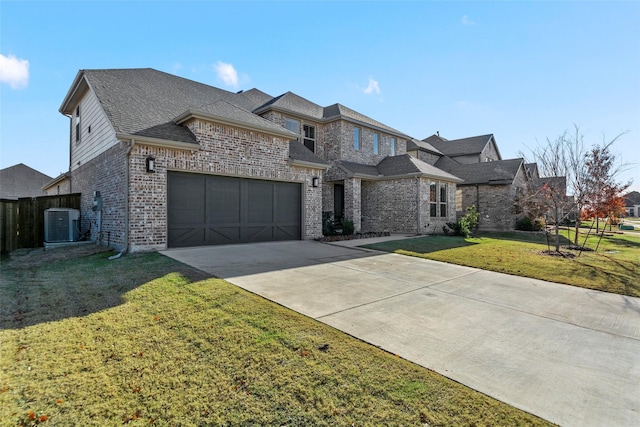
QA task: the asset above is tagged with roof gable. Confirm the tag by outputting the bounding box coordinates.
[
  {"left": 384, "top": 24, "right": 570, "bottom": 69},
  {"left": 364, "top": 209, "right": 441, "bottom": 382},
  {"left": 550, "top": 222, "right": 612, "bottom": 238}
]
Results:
[
  {"left": 0, "top": 163, "right": 52, "bottom": 199},
  {"left": 436, "top": 157, "right": 524, "bottom": 185},
  {"left": 61, "top": 68, "right": 264, "bottom": 144},
  {"left": 429, "top": 134, "right": 496, "bottom": 158},
  {"left": 338, "top": 155, "right": 463, "bottom": 182}
]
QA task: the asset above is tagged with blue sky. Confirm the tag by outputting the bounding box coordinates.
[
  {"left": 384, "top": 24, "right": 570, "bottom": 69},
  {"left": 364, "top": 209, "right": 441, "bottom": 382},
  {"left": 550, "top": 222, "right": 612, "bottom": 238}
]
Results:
[{"left": 1, "top": 1, "right": 639, "bottom": 192}]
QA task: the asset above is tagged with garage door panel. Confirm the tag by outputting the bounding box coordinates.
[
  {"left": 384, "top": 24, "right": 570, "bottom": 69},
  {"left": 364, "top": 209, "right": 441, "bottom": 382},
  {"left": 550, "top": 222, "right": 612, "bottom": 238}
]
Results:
[
  {"left": 168, "top": 172, "right": 301, "bottom": 247},
  {"left": 247, "top": 181, "right": 274, "bottom": 223},
  {"left": 276, "top": 183, "right": 301, "bottom": 223},
  {"left": 206, "top": 226, "right": 241, "bottom": 245},
  {"left": 207, "top": 176, "right": 241, "bottom": 223}
]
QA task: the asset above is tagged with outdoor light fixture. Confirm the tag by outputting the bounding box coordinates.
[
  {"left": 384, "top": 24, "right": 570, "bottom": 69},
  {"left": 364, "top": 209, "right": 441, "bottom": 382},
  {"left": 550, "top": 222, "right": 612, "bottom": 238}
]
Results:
[
  {"left": 146, "top": 156, "right": 156, "bottom": 173},
  {"left": 312, "top": 177, "right": 319, "bottom": 187}
]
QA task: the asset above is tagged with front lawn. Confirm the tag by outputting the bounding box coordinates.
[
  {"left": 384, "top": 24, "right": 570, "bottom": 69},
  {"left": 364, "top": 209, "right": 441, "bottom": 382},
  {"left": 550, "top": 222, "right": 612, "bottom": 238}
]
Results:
[
  {"left": 364, "top": 231, "right": 640, "bottom": 297},
  {"left": 0, "top": 248, "right": 549, "bottom": 426}
]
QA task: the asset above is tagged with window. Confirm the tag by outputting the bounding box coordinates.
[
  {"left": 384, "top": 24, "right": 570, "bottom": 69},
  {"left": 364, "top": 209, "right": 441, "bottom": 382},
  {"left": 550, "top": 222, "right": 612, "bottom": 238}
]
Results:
[
  {"left": 373, "top": 133, "right": 379, "bottom": 154},
  {"left": 430, "top": 182, "right": 437, "bottom": 217},
  {"left": 390, "top": 138, "right": 396, "bottom": 156},
  {"left": 430, "top": 181, "right": 449, "bottom": 218},
  {"left": 353, "top": 127, "right": 360, "bottom": 151},
  {"left": 303, "top": 124, "right": 315, "bottom": 152},
  {"left": 440, "top": 183, "right": 447, "bottom": 217},
  {"left": 75, "top": 105, "right": 81, "bottom": 143},
  {"left": 285, "top": 118, "right": 299, "bottom": 134}
]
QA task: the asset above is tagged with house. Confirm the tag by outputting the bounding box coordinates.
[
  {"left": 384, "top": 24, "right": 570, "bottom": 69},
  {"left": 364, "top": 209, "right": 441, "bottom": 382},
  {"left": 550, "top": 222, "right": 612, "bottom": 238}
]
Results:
[
  {"left": 624, "top": 191, "right": 640, "bottom": 217},
  {"left": 408, "top": 134, "right": 531, "bottom": 230},
  {"left": 0, "top": 164, "right": 52, "bottom": 200},
  {"left": 57, "top": 68, "right": 462, "bottom": 252}
]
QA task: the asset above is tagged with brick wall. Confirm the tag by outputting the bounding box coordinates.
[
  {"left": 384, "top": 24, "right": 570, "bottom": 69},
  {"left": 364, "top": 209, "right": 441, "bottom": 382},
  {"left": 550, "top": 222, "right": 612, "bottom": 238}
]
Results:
[
  {"left": 361, "top": 178, "right": 418, "bottom": 233},
  {"left": 325, "top": 121, "right": 406, "bottom": 165},
  {"left": 70, "top": 142, "right": 129, "bottom": 250},
  {"left": 124, "top": 118, "right": 323, "bottom": 251}
]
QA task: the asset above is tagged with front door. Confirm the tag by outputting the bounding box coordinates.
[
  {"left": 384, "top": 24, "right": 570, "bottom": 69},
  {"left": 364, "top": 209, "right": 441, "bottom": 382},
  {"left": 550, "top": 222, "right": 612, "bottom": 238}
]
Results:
[{"left": 334, "top": 183, "right": 344, "bottom": 223}]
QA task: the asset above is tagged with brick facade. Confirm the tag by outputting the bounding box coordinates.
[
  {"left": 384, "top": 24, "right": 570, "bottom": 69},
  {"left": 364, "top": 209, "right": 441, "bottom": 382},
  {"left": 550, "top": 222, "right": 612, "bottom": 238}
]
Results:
[{"left": 70, "top": 142, "right": 129, "bottom": 250}]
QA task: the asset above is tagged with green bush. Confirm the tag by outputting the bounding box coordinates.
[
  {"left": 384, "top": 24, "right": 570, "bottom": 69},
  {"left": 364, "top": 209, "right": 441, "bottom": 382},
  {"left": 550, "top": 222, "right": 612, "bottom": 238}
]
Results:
[
  {"left": 446, "top": 205, "right": 480, "bottom": 238},
  {"left": 322, "top": 212, "right": 336, "bottom": 236},
  {"left": 342, "top": 218, "right": 355, "bottom": 235},
  {"left": 516, "top": 216, "right": 545, "bottom": 231}
]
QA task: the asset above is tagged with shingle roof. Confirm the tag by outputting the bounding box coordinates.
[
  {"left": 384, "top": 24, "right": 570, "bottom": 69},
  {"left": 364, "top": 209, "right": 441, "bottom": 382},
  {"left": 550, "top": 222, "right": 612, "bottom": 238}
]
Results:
[
  {"left": 406, "top": 138, "right": 443, "bottom": 155},
  {"left": 624, "top": 191, "right": 640, "bottom": 206},
  {"left": 238, "top": 88, "right": 274, "bottom": 111},
  {"left": 429, "top": 134, "right": 495, "bottom": 157},
  {"left": 257, "top": 92, "right": 325, "bottom": 119},
  {"left": 176, "top": 101, "right": 296, "bottom": 137},
  {"left": 0, "top": 164, "right": 52, "bottom": 199},
  {"left": 323, "top": 103, "right": 408, "bottom": 137},
  {"left": 338, "top": 155, "right": 463, "bottom": 182},
  {"left": 288, "top": 141, "right": 329, "bottom": 167},
  {"left": 67, "top": 68, "right": 287, "bottom": 144},
  {"left": 435, "top": 157, "right": 524, "bottom": 186},
  {"left": 422, "top": 134, "right": 448, "bottom": 144}
]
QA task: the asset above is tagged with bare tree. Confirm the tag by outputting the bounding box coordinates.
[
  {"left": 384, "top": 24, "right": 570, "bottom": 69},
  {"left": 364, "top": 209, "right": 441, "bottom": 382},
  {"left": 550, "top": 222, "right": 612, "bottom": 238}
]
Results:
[{"left": 520, "top": 126, "right": 629, "bottom": 248}]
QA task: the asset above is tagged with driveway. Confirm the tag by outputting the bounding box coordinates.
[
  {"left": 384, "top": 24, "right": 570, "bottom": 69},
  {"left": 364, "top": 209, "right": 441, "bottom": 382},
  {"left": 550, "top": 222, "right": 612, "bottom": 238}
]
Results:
[{"left": 163, "top": 239, "right": 640, "bottom": 426}]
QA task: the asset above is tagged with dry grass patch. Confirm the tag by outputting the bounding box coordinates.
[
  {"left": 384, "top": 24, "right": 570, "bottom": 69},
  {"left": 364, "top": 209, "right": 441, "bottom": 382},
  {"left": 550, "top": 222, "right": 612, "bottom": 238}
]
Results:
[{"left": 0, "top": 247, "right": 550, "bottom": 426}]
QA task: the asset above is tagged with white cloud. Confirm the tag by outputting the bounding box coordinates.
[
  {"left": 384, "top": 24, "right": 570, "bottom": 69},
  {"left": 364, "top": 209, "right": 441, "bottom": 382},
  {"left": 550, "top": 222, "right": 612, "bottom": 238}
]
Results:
[
  {"left": 461, "top": 15, "right": 476, "bottom": 26},
  {"left": 214, "top": 61, "right": 239, "bottom": 87},
  {"left": 0, "top": 54, "right": 29, "bottom": 89},
  {"left": 363, "top": 78, "right": 381, "bottom": 95}
]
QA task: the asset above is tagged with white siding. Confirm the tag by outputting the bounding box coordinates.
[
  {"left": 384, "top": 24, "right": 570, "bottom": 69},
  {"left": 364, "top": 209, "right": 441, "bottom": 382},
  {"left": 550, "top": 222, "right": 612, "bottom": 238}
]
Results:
[{"left": 70, "top": 89, "right": 117, "bottom": 171}]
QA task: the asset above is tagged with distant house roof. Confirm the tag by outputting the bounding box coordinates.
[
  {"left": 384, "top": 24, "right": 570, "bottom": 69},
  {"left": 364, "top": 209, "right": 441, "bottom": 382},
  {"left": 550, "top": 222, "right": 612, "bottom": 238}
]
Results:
[
  {"left": 337, "top": 155, "right": 463, "bottom": 182},
  {"left": 625, "top": 191, "right": 640, "bottom": 206},
  {"left": 428, "top": 134, "right": 500, "bottom": 159},
  {"left": 435, "top": 157, "right": 524, "bottom": 186},
  {"left": 0, "top": 164, "right": 52, "bottom": 199}
]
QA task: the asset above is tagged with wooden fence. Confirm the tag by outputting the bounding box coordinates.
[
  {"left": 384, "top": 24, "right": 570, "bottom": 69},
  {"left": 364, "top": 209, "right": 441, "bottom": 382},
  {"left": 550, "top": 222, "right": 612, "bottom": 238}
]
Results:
[{"left": 0, "top": 193, "right": 81, "bottom": 254}]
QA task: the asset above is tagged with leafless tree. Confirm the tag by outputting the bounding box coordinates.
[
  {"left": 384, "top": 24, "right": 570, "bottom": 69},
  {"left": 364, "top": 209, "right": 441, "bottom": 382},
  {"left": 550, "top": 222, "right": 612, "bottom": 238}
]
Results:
[{"left": 520, "top": 125, "right": 629, "bottom": 248}]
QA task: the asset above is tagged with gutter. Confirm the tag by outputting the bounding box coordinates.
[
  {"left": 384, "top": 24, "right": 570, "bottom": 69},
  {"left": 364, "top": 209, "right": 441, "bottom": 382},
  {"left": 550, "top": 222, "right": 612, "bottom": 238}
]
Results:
[
  {"left": 173, "top": 110, "right": 297, "bottom": 140},
  {"left": 115, "top": 133, "right": 202, "bottom": 151},
  {"left": 289, "top": 159, "right": 330, "bottom": 171}
]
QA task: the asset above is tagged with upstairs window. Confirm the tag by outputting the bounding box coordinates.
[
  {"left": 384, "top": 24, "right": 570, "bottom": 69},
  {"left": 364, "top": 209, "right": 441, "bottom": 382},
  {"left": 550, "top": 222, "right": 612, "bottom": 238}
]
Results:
[
  {"left": 303, "top": 124, "right": 315, "bottom": 152},
  {"left": 285, "top": 118, "right": 299, "bottom": 134},
  {"left": 353, "top": 127, "right": 360, "bottom": 151},
  {"left": 390, "top": 137, "right": 396, "bottom": 156},
  {"left": 373, "top": 133, "right": 379, "bottom": 154},
  {"left": 75, "top": 105, "right": 81, "bottom": 144}
]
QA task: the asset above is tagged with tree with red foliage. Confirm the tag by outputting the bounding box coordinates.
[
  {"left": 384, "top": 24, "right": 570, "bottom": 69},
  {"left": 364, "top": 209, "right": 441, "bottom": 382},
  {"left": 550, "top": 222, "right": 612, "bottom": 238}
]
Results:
[{"left": 582, "top": 143, "right": 630, "bottom": 231}]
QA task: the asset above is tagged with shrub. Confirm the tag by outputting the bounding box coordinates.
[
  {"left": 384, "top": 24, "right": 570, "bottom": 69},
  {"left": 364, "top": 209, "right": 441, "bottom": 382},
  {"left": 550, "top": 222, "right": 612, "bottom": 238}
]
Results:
[
  {"left": 342, "top": 218, "right": 355, "bottom": 236},
  {"left": 516, "top": 216, "right": 545, "bottom": 231},
  {"left": 446, "top": 205, "right": 480, "bottom": 238},
  {"left": 322, "top": 212, "right": 336, "bottom": 236}
]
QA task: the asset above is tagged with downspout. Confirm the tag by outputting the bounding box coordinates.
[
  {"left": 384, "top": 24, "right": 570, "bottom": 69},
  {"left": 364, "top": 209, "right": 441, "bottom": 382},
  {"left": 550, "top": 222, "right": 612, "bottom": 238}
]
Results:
[{"left": 109, "top": 139, "right": 134, "bottom": 260}]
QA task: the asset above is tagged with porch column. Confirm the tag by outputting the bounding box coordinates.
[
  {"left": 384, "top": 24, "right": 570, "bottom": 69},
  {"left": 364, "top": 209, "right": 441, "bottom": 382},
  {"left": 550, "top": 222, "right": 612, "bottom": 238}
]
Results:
[{"left": 344, "top": 177, "right": 361, "bottom": 233}]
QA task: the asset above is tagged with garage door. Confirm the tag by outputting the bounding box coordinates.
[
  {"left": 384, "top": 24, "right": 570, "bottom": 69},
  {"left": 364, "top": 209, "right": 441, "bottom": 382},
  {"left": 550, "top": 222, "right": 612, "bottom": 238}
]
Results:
[{"left": 168, "top": 172, "right": 302, "bottom": 248}]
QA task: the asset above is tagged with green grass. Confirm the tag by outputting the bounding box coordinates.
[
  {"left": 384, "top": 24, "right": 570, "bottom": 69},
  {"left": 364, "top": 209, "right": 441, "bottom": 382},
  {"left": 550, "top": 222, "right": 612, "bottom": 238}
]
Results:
[
  {"left": 0, "top": 249, "right": 550, "bottom": 426},
  {"left": 364, "top": 231, "right": 640, "bottom": 297}
]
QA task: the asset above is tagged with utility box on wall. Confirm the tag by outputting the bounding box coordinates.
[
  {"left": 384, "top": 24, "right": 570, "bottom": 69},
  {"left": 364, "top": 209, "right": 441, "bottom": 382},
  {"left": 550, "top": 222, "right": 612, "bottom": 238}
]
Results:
[{"left": 44, "top": 208, "right": 80, "bottom": 243}]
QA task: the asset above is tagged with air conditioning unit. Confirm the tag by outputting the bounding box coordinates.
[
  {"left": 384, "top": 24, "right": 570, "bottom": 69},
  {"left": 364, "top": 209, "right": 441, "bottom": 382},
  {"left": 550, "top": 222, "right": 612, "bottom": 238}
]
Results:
[{"left": 44, "top": 208, "right": 80, "bottom": 243}]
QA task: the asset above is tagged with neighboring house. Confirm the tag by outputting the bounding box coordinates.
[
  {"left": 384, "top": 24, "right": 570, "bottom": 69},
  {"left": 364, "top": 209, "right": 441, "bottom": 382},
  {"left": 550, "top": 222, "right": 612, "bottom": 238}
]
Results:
[
  {"left": 624, "top": 191, "right": 640, "bottom": 217},
  {"left": 57, "top": 68, "right": 462, "bottom": 252},
  {"left": 0, "top": 164, "right": 52, "bottom": 200},
  {"left": 408, "top": 134, "right": 532, "bottom": 230}
]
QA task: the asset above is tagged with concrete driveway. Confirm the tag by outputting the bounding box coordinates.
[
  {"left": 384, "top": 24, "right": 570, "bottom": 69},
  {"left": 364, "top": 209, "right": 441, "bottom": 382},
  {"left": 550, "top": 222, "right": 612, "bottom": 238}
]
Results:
[{"left": 163, "top": 239, "right": 640, "bottom": 426}]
